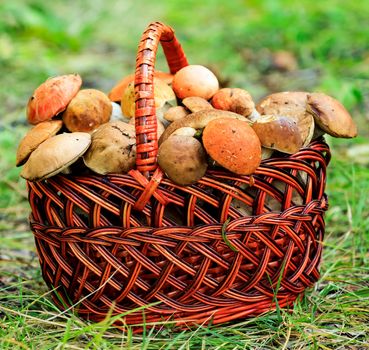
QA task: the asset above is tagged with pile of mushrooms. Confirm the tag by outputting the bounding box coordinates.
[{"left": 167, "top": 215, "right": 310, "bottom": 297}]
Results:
[{"left": 17, "top": 66, "right": 357, "bottom": 186}]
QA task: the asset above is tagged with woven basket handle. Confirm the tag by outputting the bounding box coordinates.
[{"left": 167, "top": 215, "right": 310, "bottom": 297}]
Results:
[{"left": 134, "top": 22, "right": 189, "bottom": 175}]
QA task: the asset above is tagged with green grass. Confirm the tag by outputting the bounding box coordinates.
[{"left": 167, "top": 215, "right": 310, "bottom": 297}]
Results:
[{"left": 1, "top": 0, "right": 369, "bottom": 348}]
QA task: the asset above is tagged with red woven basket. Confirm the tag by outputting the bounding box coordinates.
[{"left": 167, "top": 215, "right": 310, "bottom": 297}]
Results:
[{"left": 27, "top": 22, "right": 330, "bottom": 328}]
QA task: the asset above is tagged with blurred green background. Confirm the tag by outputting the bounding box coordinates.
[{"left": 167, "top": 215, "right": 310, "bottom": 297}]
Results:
[{"left": 1, "top": 0, "right": 368, "bottom": 348}]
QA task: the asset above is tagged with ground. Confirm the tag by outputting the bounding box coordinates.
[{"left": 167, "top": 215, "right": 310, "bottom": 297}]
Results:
[{"left": 0, "top": 0, "right": 368, "bottom": 349}]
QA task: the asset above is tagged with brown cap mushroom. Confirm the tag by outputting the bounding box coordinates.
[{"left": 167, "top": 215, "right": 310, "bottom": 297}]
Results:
[
  {"left": 164, "top": 106, "right": 190, "bottom": 122},
  {"left": 252, "top": 115, "right": 304, "bottom": 154},
  {"left": 211, "top": 88, "right": 255, "bottom": 118},
  {"left": 182, "top": 96, "right": 214, "bottom": 113},
  {"left": 108, "top": 71, "right": 174, "bottom": 103},
  {"left": 172, "top": 65, "right": 219, "bottom": 100},
  {"left": 256, "top": 91, "right": 314, "bottom": 146},
  {"left": 306, "top": 92, "right": 357, "bottom": 138},
  {"left": 20, "top": 132, "right": 91, "bottom": 181},
  {"left": 16, "top": 120, "right": 63, "bottom": 166},
  {"left": 159, "top": 109, "right": 249, "bottom": 144},
  {"left": 158, "top": 135, "right": 208, "bottom": 185},
  {"left": 63, "top": 89, "right": 112, "bottom": 132},
  {"left": 83, "top": 121, "right": 136, "bottom": 174},
  {"left": 203, "top": 118, "right": 261, "bottom": 175},
  {"left": 27, "top": 74, "right": 82, "bottom": 125},
  {"left": 121, "top": 78, "right": 176, "bottom": 118}
]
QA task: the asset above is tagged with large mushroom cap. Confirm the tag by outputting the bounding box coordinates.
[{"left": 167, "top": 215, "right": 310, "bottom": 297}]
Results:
[
  {"left": 212, "top": 88, "right": 255, "bottom": 117},
  {"left": 307, "top": 93, "right": 357, "bottom": 138},
  {"left": 27, "top": 74, "right": 82, "bottom": 125},
  {"left": 158, "top": 135, "right": 208, "bottom": 186},
  {"left": 20, "top": 132, "right": 91, "bottom": 181},
  {"left": 16, "top": 120, "right": 63, "bottom": 166},
  {"left": 108, "top": 71, "right": 174, "bottom": 103},
  {"left": 159, "top": 109, "right": 249, "bottom": 144},
  {"left": 83, "top": 121, "right": 136, "bottom": 175},
  {"left": 256, "top": 91, "right": 314, "bottom": 146},
  {"left": 63, "top": 89, "right": 112, "bottom": 132},
  {"left": 203, "top": 118, "right": 261, "bottom": 175}
]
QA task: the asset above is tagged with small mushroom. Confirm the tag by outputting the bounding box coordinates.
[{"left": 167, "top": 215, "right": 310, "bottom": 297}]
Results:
[
  {"left": 27, "top": 74, "right": 82, "bottom": 125},
  {"left": 256, "top": 91, "right": 314, "bottom": 146},
  {"left": 128, "top": 116, "right": 165, "bottom": 139},
  {"left": 182, "top": 96, "right": 213, "bottom": 113},
  {"left": 16, "top": 120, "right": 63, "bottom": 166},
  {"left": 252, "top": 115, "right": 304, "bottom": 154},
  {"left": 211, "top": 88, "right": 255, "bottom": 118},
  {"left": 159, "top": 109, "right": 249, "bottom": 144},
  {"left": 164, "top": 106, "right": 190, "bottom": 122},
  {"left": 172, "top": 65, "right": 219, "bottom": 100},
  {"left": 121, "top": 78, "right": 176, "bottom": 119},
  {"left": 63, "top": 89, "right": 112, "bottom": 132},
  {"left": 20, "top": 132, "right": 91, "bottom": 181},
  {"left": 108, "top": 71, "right": 174, "bottom": 103},
  {"left": 83, "top": 121, "right": 136, "bottom": 174},
  {"left": 158, "top": 135, "right": 208, "bottom": 186},
  {"left": 306, "top": 93, "right": 357, "bottom": 138},
  {"left": 171, "top": 127, "right": 197, "bottom": 138},
  {"left": 202, "top": 118, "right": 261, "bottom": 175}
]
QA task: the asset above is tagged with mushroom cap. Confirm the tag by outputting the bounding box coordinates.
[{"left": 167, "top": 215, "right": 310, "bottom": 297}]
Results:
[
  {"left": 211, "top": 88, "right": 255, "bottom": 117},
  {"left": 307, "top": 92, "right": 357, "bottom": 138},
  {"left": 27, "top": 74, "right": 82, "bottom": 125},
  {"left": 63, "top": 89, "right": 112, "bottom": 132},
  {"left": 252, "top": 115, "right": 304, "bottom": 154},
  {"left": 172, "top": 65, "right": 219, "bottom": 100},
  {"left": 83, "top": 121, "right": 136, "bottom": 175},
  {"left": 121, "top": 78, "right": 176, "bottom": 118},
  {"left": 256, "top": 91, "right": 314, "bottom": 146},
  {"left": 171, "top": 127, "right": 197, "bottom": 138},
  {"left": 203, "top": 118, "right": 261, "bottom": 175},
  {"left": 16, "top": 120, "right": 63, "bottom": 166},
  {"left": 108, "top": 71, "right": 174, "bottom": 102},
  {"left": 20, "top": 132, "right": 91, "bottom": 181},
  {"left": 182, "top": 96, "right": 213, "bottom": 113},
  {"left": 159, "top": 109, "right": 249, "bottom": 144},
  {"left": 164, "top": 106, "right": 190, "bottom": 122},
  {"left": 158, "top": 135, "right": 208, "bottom": 186}
]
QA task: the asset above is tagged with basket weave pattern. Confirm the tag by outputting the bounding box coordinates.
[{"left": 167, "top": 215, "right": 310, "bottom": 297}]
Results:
[{"left": 27, "top": 22, "right": 331, "bottom": 326}]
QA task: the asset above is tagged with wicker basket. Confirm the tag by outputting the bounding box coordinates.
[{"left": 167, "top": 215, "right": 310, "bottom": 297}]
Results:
[{"left": 27, "top": 22, "right": 330, "bottom": 328}]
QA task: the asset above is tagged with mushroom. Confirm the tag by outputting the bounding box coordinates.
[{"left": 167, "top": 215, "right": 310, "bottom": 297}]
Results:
[
  {"left": 110, "top": 102, "right": 130, "bottom": 122},
  {"left": 172, "top": 65, "right": 219, "bottom": 100},
  {"left": 27, "top": 74, "right": 82, "bottom": 125},
  {"left": 158, "top": 135, "right": 208, "bottom": 186},
  {"left": 306, "top": 93, "right": 357, "bottom": 138},
  {"left": 202, "top": 118, "right": 261, "bottom": 175},
  {"left": 16, "top": 120, "right": 63, "bottom": 166},
  {"left": 211, "top": 88, "right": 255, "bottom": 118},
  {"left": 171, "top": 127, "right": 197, "bottom": 138},
  {"left": 164, "top": 106, "right": 190, "bottom": 122},
  {"left": 108, "top": 71, "right": 174, "bottom": 103},
  {"left": 83, "top": 121, "right": 136, "bottom": 175},
  {"left": 252, "top": 115, "right": 305, "bottom": 154},
  {"left": 256, "top": 91, "right": 314, "bottom": 146},
  {"left": 159, "top": 109, "right": 249, "bottom": 144},
  {"left": 182, "top": 97, "right": 213, "bottom": 113},
  {"left": 63, "top": 89, "right": 112, "bottom": 132},
  {"left": 20, "top": 132, "right": 91, "bottom": 181},
  {"left": 128, "top": 116, "right": 165, "bottom": 139},
  {"left": 121, "top": 78, "right": 177, "bottom": 120},
  {"left": 261, "top": 147, "right": 274, "bottom": 160}
]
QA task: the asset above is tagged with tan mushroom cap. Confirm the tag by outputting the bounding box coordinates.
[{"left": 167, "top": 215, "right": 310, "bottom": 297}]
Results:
[
  {"left": 171, "top": 127, "right": 197, "bottom": 138},
  {"left": 27, "top": 74, "right": 82, "bottom": 125},
  {"left": 211, "top": 88, "right": 255, "bottom": 117},
  {"left": 203, "top": 118, "right": 261, "bottom": 175},
  {"left": 182, "top": 96, "right": 213, "bottom": 113},
  {"left": 256, "top": 91, "right": 314, "bottom": 146},
  {"left": 16, "top": 120, "right": 63, "bottom": 166},
  {"left": 121, "top": 78, "right": 176, "bottom": 118},
  {"left": 307, "top": 92, "right": 357, "bottom": 138},
  {"left": 83, "top": 121, "right": 136, "bottom": 175},
  {"left": 159, "top": 109, "right": 249, "bottom": 144},
  {"left": 20, "top": 132, "right": 91, "bottom": 181},
  {"left": 158, "top": 135, "right": 208, "bottom": 186},
  {"left": 164, "top": 106, "right": 190, "bottom": 122},
  {"left": 252, "top": 115, "right": 304, "bottom": 154}
]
